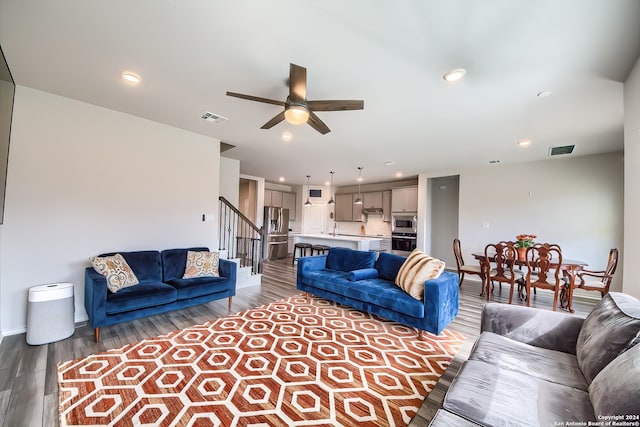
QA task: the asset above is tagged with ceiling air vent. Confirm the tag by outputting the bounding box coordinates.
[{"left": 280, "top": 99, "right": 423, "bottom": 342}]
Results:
[
  {"left": 201, "top": 111, "right": 228, "bottom": 123},
  {"left": 549, "top": 145, "right": 575, "bottom": 156}
]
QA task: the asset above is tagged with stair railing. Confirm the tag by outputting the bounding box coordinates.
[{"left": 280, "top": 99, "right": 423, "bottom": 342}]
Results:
[{"left": 218, "top": 196, "right": 264, "bottom": 274}]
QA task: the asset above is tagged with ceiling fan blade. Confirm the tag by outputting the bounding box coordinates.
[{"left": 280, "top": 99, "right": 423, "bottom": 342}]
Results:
[
  {"left": 307, "top": 111, "right": 331, "bottom": 135},
  {"left": 226, "top": 91, "right": 285, "bottom": 107},
  {"left": 261, "top": 111, "right": 286, "bottom": 129},
  {"left": 289, "top": 63, "right": 307, "bottom": 102},
  {"left": 307, "top": 100, "right": 364, "bottom": 111}
]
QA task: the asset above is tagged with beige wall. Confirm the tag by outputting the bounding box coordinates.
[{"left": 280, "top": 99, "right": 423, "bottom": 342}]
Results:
[
  {"left": 624, "top": 55, "right": 640, "bottom": 298},
  {"left": 0, "top": 87, "right": 221, "bottom": 335},
  {"left": 419, "top": 151, "right": 624, "bottom": 292}
]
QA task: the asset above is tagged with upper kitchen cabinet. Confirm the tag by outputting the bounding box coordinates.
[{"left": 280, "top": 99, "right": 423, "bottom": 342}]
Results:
[
  {"left": 282, "top": 191, "right": 296, "bottom": 221},
  {"left": 352, "top": 194, "right": 363, "bottom": 221},
  {"left": 270, "top": 190, "right": 283, "bottom": 208},
  {"left": 264, "top": 189, "right": 283, "bottom": 208},
  {"left": 392, "top": 186, "right": 418, "bottom": 212},
  {"left": 362, "top": 192, "right": 383, "bottom": 209},
  {"left": 383, "top": 190, "right": 392, "bottom": 222},
  {"left": 335, "top": 193, "right": 353, "bottom": 222}
]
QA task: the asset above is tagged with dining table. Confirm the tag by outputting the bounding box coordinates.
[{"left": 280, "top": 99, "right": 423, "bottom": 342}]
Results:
[{"left": 471, "top": 252, "right": 588, "bottom": 313}]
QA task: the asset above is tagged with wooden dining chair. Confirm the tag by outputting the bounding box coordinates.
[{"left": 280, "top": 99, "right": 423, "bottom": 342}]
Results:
[
  {"left": 484, "top": 241, "right": 521, "bottom": 304},
  {"left": 453, "top": 238, "right": 485, "bottom": 289},
  {"left": 524, "top": 243, "right": 563, "bottom": 310},
  {"left": 576, "top": 248, "right": 619, "bottom": 297}
]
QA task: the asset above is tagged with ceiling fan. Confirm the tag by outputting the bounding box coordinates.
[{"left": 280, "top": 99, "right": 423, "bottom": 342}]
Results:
[{"left": 226, "top": 63, "right": 364, "bottom": 135}]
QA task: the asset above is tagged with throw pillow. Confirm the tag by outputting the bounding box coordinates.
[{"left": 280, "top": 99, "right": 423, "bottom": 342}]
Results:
[
  {"left": 575, "top": 292, "right": 640, "bottom": 383},
  {"left": 183, "top": 250, "right": 220, "bottom": 278},
  {"left": 395, "top": 248, "right": 445, "bottom": 300},
  {"left": 90, "top": 253, "right": 139, "bottom": 293},
  {"left": 589, "top": 343, "right": 640, "bottom": 417}
]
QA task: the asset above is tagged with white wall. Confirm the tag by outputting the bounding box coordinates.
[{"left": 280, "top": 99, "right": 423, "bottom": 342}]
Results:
[
  {"left": 219, "top": 157, "right": 240, "bottom": 207},
  {"left": 419, "top": 152, "right": 624, "bottom": 292},
  {"left": 624, "top": 56, "right": 640, "bottom": 298},
  {"left": 0, "top": 86, "right": 221, "bottom": 335}
]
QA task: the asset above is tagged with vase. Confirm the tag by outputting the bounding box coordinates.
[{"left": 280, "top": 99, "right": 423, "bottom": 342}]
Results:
[{"left": 517, "top": 247, "right": 527, "bottom": 261}]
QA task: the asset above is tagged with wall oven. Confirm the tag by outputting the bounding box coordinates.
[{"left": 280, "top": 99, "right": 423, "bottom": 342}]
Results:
[
  {"left": 391, "top": 232, "right": 417, "bottom": 256},
  {"left": 392, "top": 213, "right": 417, "bottom": 234}
]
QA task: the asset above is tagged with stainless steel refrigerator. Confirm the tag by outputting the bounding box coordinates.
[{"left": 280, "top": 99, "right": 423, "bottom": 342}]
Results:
[{"left": 263, "top": 207, "right": 289, "bottom": 260}]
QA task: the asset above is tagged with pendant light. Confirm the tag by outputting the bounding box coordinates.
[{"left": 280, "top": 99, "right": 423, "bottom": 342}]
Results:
[
  {"left": 327, "top": 171, "right": 335, "bottom": 205},
  {"left": 354, "top": 167, "right": 363, "bottom": 204},
  {"left": 304, "top": 175, "right": 312, "bottom": 206}
]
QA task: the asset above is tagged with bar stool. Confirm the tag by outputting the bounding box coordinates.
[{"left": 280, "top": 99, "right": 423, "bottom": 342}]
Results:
[
  {"left": 311, "top": 244, "right": 331, "bottom": 255},
  {"left": 292, "top": 243, "right": 312, "bottom": 265}
]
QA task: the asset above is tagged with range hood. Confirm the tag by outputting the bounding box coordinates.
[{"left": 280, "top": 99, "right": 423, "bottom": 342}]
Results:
[{"left": 362, "top": 207, "right": 384, "bottom": 215}]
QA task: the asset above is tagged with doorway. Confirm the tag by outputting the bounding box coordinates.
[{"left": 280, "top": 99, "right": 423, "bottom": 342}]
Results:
[
  {"left": 429, "top": 175, "right": 459, "bottom": 266},
  {"left": 303, "top": 203, "right": 326, "bottom": 235}
]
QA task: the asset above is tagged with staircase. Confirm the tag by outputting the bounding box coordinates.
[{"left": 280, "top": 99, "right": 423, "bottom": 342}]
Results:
[{"left": 218, "top": 196, "right": 264, "bottom": 288}]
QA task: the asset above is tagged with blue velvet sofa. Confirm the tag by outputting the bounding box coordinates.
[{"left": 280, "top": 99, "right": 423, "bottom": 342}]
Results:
[
  {"left": 85, "top": 247, "right": 236, "bottom": 342},
  {"left": 296, "top": 247, "right": 459, "bottom": 336}
]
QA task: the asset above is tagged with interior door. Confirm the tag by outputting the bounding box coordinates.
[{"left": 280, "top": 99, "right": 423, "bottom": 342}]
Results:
[{"left": 303, "top": 203, "right": 326, "bottom": 235}]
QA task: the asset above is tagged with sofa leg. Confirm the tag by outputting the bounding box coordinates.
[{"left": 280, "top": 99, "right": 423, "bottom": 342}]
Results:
[
  {"left": 418, "top": 329, "right": 425, "bottom": 340},
  {"left": 95, "top": 327, "right": 100, "bottom": 343},
  {"left": 228, "top": 296, "right": 233, "bottom": 310}
]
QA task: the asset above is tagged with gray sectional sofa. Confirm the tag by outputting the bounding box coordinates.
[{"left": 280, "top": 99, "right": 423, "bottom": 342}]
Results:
[{"left": 430, "top": 292, "right": 640, "bottom": 426}]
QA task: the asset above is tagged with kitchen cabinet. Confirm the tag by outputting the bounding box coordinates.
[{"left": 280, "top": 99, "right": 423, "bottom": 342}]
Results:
[
  {"left": 392, "top": 186, "right": 418, "bottom": 212},
  {"left": 270, "top": 190, "right": 283, "bottom": 208},
  {"left": 265, "top": 189, "right": 296, "bottom": 211},
  {"left": 282, "top": 192, "right": 296, "bottom": 220},
  {"left": 352, "top": 194, "right": 363, "bottom": 221},
  {"left": 264, "top": 190, "right": 283, "bottom": 207},
  {"left": 379, "top": 237, "right": 392, "bottom": 253},
  {"left": 382, "top": 190, "right": 392, "bottom": 222},
  {"left": 335, "top": 194, "right": 353, "bottom": 222},
  {"left": 362, "top": 192, "right": 383, "bottom": 209}
]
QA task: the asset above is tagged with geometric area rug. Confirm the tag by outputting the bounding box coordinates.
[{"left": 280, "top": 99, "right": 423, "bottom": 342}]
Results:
[{"left": 58, "top": 294, "right": 465, "bottom": 426}]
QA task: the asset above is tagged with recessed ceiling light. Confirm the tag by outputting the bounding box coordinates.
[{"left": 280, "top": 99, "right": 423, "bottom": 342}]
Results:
[
  {"left": 282, "top": 131, "right": 292, "bottom": 141},
  {"left": 537, "top": 90, "right": 552, "bottom": 97},
  {"left": 443, "top": 68, "right": 466, "bottom": 82},
  {"left": 121, "top": 71, "right": 141, "bottom": 84},
  {"left": 395, "top": 172, "right": 403, "bottom": 178},
  {"left": 278, "top": 176, "right": 285, "bottom": 182},
  {"left": 518, "top": 138, "right": 532, "bottom": 147}
]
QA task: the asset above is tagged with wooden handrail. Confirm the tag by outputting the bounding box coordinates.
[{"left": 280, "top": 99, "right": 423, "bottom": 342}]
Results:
[{"left": 218, "top": 196, "right": 262, "bottom": 234}]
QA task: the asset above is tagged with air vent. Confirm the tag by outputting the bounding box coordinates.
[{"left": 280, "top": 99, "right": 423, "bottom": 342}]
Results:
[
  {"left": 549, "top": 145, "right": 575, "bottom": 156},
  {"left": 201, "top": 111, "right": 228, "bottom": 123}
]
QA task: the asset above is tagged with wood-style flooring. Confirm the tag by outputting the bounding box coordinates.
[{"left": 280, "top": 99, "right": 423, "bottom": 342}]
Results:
[{"left": 0, "top": 258, "right": 597, "bottom": 427}]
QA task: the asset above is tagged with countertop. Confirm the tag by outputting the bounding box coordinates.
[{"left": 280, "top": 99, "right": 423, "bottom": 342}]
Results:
[{"left": 294, "top": 233, "right": 383, "bottom": 241}]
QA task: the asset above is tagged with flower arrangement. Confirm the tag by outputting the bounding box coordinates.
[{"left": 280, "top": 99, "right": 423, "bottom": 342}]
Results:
[{"left": 515, "top": 234, "right": 536, "bottom": 248}]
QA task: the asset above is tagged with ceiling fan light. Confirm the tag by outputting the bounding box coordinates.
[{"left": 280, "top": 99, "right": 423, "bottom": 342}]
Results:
[
  {"left": 443, "top": 68, "right": 466, "bottom": 82},
  {"left": 284, "top": 105, "right": 309, "bottom": 125}
]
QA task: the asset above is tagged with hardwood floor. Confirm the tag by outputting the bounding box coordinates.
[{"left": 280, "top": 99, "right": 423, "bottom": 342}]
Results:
[{"left": 0, "top": 258, "right": 597, "bottom": 427}]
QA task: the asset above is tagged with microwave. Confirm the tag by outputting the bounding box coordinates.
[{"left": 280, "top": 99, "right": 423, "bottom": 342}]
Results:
[{"left": 392, "top": 214, "right": 417, "bottom": 233}]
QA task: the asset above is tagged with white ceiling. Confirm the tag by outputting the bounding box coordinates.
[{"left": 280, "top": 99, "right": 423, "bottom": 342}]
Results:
[{"left": 1, "top": 0, "right": 639, "bottom": 186}]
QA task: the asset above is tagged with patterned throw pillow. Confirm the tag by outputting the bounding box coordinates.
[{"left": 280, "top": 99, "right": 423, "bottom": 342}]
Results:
[
  {"left": 183, "top": 250, "right": 220, "bottom": 279},
  {"left": 90, "top": 253, "right": 139, "bottom": 293},
  {"left": 395, "top": 248, "right": 445, "bottom": 300}
]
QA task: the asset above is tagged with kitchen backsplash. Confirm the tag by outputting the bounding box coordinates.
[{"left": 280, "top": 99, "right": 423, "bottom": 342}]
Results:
[{"left": 332, "top": 215, "right": 391, "bottom": 236}]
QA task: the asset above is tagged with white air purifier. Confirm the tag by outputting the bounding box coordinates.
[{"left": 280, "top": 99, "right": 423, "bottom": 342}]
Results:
[{"left": 26, "top": 282, "right": 75, "bottom": 345}]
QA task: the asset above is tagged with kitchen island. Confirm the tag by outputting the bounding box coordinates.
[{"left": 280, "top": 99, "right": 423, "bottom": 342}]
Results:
[{"left": 293, "top": 234, "right": 382, "bottom": 251}]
